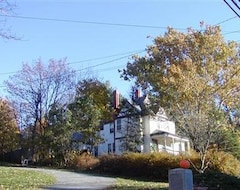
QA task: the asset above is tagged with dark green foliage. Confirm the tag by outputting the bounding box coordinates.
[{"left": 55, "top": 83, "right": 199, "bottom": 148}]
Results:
[
  {"left": 215, "top": 129, "right": 240, "bottom": 159},
  {"left": 37, "top": 103, "right": 73, "bottom": 166},
  {"left": 119, "top": 99, "right": 143, "bottom": 153},
  {"left": 194, "top": 172, "right": 240, "bottom": 190},
  {"left": 68, "top": 78, "right": 114, "bottom": 152}
]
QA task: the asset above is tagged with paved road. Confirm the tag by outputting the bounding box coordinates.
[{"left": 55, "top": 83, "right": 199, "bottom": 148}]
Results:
[{"left": 21, "top": 168, "right": 116, "bottom": 190}]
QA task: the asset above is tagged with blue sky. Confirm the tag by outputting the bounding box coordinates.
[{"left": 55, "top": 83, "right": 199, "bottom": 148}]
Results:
[{"left": 0, "top": 0, "right": 239, "bottom": 98}]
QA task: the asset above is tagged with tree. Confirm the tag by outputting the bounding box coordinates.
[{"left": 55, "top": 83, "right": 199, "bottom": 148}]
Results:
[
  {"left": 215, "top": 128, "right": 240, "bottom": 159},
  {"left": 120, "top": 24, "right": 240, "bottom": 172},
  {"left": 119, "top": 98, "right": 142, "bottom": 153},
  {"left": 69, "top": 78, "right": 114, "bottom": 152},
  {"left": 40, "top": 103, "right": 73, "bottom": 165},
  {"left": 0, "top": 98, "right": 19, "bottom": 156},
  {"left": 0, "top": 0, "right": 18, "bottom": 40},
  {"left": 5, "top": 58, "right": 76, "bottom": 162}
]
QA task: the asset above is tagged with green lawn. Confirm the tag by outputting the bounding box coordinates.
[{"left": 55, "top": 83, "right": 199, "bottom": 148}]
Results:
[
  {"left": 108, "top": 178, "right": 169, "bottom": 190},
  {"left": 0, "top": 166, "right": 168, "bottom": 190},
  {"left": 0, "top": 166, "right": 56, "bottom": 190}
]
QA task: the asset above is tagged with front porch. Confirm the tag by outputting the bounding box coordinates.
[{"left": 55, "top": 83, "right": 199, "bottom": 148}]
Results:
[{"left": 150, "top": 131, "right": 190, "bottom": 155}]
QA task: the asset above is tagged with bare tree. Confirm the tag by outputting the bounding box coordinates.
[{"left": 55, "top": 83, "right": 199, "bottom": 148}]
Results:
[
  {"left": 5, "top": 58, "right": 76, "bottom": 162},
  {"left": 0, "top": 0, "right": 18, "bottom": 40}
]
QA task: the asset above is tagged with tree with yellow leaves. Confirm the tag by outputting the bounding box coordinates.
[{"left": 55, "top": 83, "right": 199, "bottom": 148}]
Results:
[
  {"left": 120, "top": 24, "right": 240, "bottom": 173},
  {"left": 0, "top": 98, "right": 19, "bottom": 156}
]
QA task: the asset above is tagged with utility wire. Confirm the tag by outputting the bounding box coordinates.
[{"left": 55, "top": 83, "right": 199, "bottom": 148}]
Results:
[
  {"left": 224, "top": 0, "right": 240, "bottom": 18},
  {"left": 74, "top": 50, "right": 145, "bottom": 72},
  {"left": 0, "top": 14, "right": 239, "bottom": 85},
  {"left": 2, "top": 14, "right": 239, "bottom": 36},
  {"left": 0, "top": 14, "right": 187, "bottom": 30},
  {"left": 0, "top": 49, "right": 146, "bottom": 88},
  {"left": 66, "top": 49, "right": 145, "bottom": 66},
  {"left": 0, "top": 49, "right": 145, "bottom": 76},
  {"left": 232, "top": 0, "right": 240, "bottom": 11},
  {"left": 214, "top": 16, "right": 237, "bottom": 25},
  {"left": 223, "top": 29, "right": 240, "bottom": 35}
]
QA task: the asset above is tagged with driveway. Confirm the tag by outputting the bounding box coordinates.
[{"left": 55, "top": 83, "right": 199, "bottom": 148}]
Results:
[{"left": 21, "top": 168, "right": 116, "bottom": 190}]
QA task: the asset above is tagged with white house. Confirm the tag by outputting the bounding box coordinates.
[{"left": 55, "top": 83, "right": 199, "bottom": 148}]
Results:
[{"left": 96, "top": 90, "right": 190, "bottom": 156}]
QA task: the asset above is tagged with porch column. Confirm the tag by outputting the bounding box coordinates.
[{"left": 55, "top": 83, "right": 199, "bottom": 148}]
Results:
[
  {"left": 172, "top": 136, "right": 175, "bottom": 154},
  {"left": 164, "top": 134, "right": 167, "bottom": 152},
  {"left": 179, "top": 140, "right": 183, "bottom": 153},
  {"left": 143, "top": 115, "right": 151, "bottom": 153},
  {"left": 187, "top": 140, "right": 190, "bottom": 154}
]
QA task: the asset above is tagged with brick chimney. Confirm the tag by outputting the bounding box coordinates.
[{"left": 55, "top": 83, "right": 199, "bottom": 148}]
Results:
[
  {"left": 113, "top": 90, "right": 120, "bottom": 109},
  {"left": 135, "top": 89, "right": 141, "bottom": 99}
]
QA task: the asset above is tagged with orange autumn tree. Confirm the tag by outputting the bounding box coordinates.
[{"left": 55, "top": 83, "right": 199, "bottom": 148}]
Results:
[
  {"left": 120, "top": 24, "right": 240, "bottom": 173},
  {"left": 0, "top": 98, "right": 19, "bottom": 156}
]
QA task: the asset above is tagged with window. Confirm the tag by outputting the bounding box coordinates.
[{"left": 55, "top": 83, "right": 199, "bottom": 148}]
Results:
[
  {"left": 117, "top": 119, "right": 121, "bottom": 131},
  {"left": 110, "top": 122, "right": 114, "bottom": 133},
  {"left": 108, "top": 143, "right": 112, "bottom": 153},
  {"left": 113, "top": 143, "right": 115, "bottom": 152},
  {"left": 110, "top": 128, "right": 114, "bottom": 133}
]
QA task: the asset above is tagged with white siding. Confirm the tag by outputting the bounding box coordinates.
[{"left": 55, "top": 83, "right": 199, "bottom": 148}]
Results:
[
  {"left": 149, "top": 120, "right": 176, "bottom": 134},
  {"left": 97, "top": 108, "right": 189, "bottom": 156},
  {"left": 98, "top": 122, "right": 114, "bottom": 155}
]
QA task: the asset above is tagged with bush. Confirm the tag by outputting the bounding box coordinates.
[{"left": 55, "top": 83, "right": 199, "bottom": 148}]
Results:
[
  {"left": 95, "top": 151, "right": 240, "bottom": 184},
  {"left": 194, "top": 172, "right": 240, "bottom": 190},
  {"left": 73, "top": 151, "right": 99, "bottom": 170},
  {"left": 209, "top": 151, "right": 240, "bottom": 176},
  {"left": 38, "top": 150, "right": 100, "bottom": 169},
  {"left": 96, "top": 152, "right": 182, "bottom": 181}
]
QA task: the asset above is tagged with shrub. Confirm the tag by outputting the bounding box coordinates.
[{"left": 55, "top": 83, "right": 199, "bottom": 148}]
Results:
[
  {"left": 209, "top": 150, "right": 240, "bottom": 176},
  {"left": 96, "top": 151, "right": 240, "bottom": 183},
  {"left": 73, "top": 151, "right": 99, "bottom": 170},
  {"left": 194, "top": 172, "right": 240, "bottom": 190},
  {"left": 96, "top": 152, "right": 182, "bottom": 181}
]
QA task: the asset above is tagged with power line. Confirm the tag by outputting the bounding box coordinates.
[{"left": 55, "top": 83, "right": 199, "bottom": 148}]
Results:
[
  {"left": 0, "top": 49, "right": 145, "bottom": 76},
  {"left": 2, "top": 14, "right": 239, "bottom": 37},
  {"left": 66, "top": 49, "right": 145, "bottom": 66},
  {"left": 74, "top": 50, "right": 145, "bottom": 72},
  {"left": 0, "top": 49, "right": 146, "bottom": 88},
  {"left": 0, "top": 14, "right": 187, "bottom": 30},
  {"left": 223, "top": 29, "right": 240, "bottom": 35},
  {"left": 0, "top": 13, "right": 239, "bottom": 87},
  {"left": 214, "top": 16, "right": 237, "bottom": 25},
  {"left": 224, "top": 0, "right": 240, "bottom": 18}
]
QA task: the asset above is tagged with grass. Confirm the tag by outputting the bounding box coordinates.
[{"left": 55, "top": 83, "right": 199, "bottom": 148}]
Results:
[
  {"left": 0, "top": 162, "right": 168, "bottom": 190},
  {"left": 0, "top": 166, "right": 56, "bottom": 190},
  {"left": 107, "top": 178, "right": 168, "bottom": 190}
]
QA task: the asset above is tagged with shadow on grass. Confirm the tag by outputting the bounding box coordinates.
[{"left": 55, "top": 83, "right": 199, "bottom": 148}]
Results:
[
  {"left": 106, "top": 184, "right": 168, "bottom": 190},
  {"left": 71, "top": 169, "right": 169, "bottom": 190},
  {"left": 194, "top": 171, "right": 240, "bottom": 190}
]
